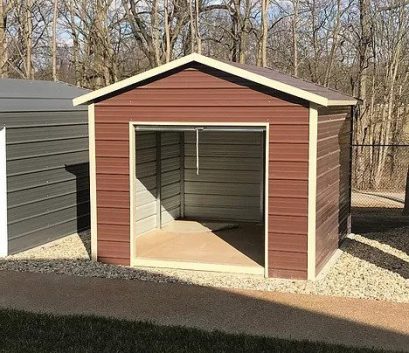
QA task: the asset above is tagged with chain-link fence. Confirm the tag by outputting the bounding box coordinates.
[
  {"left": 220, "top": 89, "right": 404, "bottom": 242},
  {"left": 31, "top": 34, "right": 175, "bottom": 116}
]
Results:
[{"left": 351, "top": 144, "right": 409, "bottom": 232}]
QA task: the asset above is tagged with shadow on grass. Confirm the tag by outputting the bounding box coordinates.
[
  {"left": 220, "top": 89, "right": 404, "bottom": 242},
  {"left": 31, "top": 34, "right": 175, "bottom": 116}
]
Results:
[
  {"left": 0, "top": 264, "right": 408, "bottom": 352},
  {"left": 0, "top": 308, "right": 395, "bottom": 353}
]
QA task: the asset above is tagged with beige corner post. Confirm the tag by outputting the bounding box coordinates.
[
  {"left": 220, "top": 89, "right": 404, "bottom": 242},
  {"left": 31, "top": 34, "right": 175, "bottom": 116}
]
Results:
[
  {"left": 264, "top": 123, "right": 270, "bottom": 278},
  {"left": 0, "top": 127, "right": 7, "bottom": 257},
  {"left": 88, "top": 104, "right": 98, "bottom": 260},
  {"left": 307, "top": 104, "right": 318, "bottom": 280},
  {"left": 129, "top": 122, "right": 136, "bottom": 266}
]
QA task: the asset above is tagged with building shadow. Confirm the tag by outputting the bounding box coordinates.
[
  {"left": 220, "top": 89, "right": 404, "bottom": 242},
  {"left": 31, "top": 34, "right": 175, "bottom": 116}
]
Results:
[
  {"left": 342, "top": 237, "right": 408, "bottom": 279},
  {"left": 351, "top": 207, "right": 409, "bottom": 256},
  {"left": 0, "top": 265, "right": 407, "bottom": 352},
  {"left": 352, "top": 207, "right": 409, "bottom": 234},
  {"left": 65, "top": 163, "right": 91, "bottom": 256}
]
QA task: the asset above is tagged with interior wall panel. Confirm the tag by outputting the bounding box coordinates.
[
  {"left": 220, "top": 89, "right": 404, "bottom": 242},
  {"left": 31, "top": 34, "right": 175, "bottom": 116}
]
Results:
[
  {"left": 134, "top": 131, "right": 157, "bottom": 235},
  {"left": 160, "top": 132, "right": 181, "bottom": 225},
  {"left": 184, "top": 131, "right": 263, "bottom": 222}
]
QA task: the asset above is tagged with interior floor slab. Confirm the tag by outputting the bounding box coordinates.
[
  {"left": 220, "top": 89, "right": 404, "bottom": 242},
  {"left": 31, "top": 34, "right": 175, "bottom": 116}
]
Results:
[{"left": 135, "top": 220, "right": 264, "bottom": 271}]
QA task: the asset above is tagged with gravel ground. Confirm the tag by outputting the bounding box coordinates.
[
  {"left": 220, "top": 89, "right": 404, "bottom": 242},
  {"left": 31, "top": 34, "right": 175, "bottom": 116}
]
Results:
[{"left": 0, "top": 227, "right": 408, "bottom": 303}]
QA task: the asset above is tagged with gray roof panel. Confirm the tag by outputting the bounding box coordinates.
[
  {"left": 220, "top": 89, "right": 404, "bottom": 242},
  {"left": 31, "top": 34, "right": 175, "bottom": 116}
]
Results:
[{"left": 0, "top": 79, "right": 89, "bottom": 112}]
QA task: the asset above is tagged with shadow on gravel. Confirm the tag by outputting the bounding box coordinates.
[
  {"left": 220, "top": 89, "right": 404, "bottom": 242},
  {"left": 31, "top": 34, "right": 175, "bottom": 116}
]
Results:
[
  {"left": 352, "top": 208, "right": 409, "bottom": 234},
  {"left": 343, "top": 238, "right": 409, "bottom": 279},
  {"left": 77, "top": 231, "right": 91, "bottom": 257},
  {"left": 351, "top": 208, "right": 409, "bottom": 257}
]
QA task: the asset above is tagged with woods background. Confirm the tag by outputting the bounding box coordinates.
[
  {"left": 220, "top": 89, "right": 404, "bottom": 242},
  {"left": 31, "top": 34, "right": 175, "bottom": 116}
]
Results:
[{"left": 0, "top": 0, "right": 408, "bottom": 193}]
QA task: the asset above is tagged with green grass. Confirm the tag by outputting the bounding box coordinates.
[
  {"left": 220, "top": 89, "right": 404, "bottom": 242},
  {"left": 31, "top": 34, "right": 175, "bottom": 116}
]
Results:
[{"left": 0, "top": 309, "right": 392, "bottom": 353}]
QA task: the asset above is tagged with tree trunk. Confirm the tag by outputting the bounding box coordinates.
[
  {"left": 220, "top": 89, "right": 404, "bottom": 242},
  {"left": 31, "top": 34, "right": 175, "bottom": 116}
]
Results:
[
  {"left": 69, "top": 0, "right": 81, "bottom": 86},
  {"left": 292, "top": 0, "right": 300, "bottom": 76},
  {"left": 0, "top": 1, "right": 10, "bottom": 78},
  {"left": 164, "top": 0, "right": 171, "bottom": 63},
  {"left": 189, "top": 0, "right": 195, "bottom": 53},
  {"left": 25, "top": 0, "right": 34, "bottom": 79},
  {"left": 353, "top": 0, "right": 372, "bottom": 187},
  {"left": 259, "top": 0, "right": 268, "bottom": 67},
  {"left": 323, "top": 0, "right": 341, "bottom": 86},
  {"left": 151, "top": 0, "right": 161, "bottom": 65},
  {"left": 195, "top": 0, "right": 202, "bottom": 54},
  {"left": 52, "top": 0, "right": 58, "bottom": 81}
]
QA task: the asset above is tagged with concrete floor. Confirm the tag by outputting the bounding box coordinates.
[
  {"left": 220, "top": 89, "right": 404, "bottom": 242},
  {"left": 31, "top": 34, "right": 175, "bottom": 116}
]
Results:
[{"left": 135, "top": 220, "right": 264, "bottom": 269}]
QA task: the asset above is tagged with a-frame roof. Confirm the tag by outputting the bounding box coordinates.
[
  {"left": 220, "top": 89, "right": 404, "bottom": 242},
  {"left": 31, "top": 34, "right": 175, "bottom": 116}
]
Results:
[{"left": 73, "top": 53, "right": 357, "bottom": 107}]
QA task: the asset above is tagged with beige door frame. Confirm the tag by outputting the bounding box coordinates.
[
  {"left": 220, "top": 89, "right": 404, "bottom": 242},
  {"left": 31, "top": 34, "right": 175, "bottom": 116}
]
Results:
[{"left": 129, "top": 121, "right": 270, "bottom": 277}]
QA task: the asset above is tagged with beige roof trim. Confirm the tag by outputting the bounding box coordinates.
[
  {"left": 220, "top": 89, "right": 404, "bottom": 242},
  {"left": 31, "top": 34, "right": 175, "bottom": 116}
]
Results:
[
  {"left": 73, "top": 53, "right": 356, "bottom": 107},
  {"left": 327, "top": 99, "right": 359, "bottom": 106}
]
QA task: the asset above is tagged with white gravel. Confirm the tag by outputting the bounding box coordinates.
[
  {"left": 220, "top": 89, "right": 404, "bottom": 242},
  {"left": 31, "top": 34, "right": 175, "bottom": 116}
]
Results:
[{"left": 1, "top": 227, "right": 408, "bottom": 303}]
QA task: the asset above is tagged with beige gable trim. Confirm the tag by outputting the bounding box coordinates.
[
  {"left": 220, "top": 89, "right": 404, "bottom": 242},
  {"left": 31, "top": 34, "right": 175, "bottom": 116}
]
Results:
[{"left": 73, "top": 53, "right": 356, "bottom": 107}]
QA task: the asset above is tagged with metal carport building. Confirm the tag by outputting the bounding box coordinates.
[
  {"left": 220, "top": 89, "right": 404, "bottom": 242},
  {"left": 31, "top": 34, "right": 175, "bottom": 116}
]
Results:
[
  {"left": 0, "top": 79, "right": 89, "bottom": 255},
  {"left": 74, "top": 53, "right": 357, "bottom": 280}
]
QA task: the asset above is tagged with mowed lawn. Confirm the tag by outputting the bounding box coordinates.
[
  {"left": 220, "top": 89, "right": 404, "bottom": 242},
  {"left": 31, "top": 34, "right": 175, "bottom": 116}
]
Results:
[{"left": 0, "top": 309, "right": 394, "bottom": 353}]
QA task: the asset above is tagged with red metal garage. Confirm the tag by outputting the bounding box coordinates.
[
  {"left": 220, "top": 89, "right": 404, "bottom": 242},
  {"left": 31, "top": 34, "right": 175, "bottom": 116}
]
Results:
[{"left": 74, "top": 54, "right": 357, "bottom": 280}]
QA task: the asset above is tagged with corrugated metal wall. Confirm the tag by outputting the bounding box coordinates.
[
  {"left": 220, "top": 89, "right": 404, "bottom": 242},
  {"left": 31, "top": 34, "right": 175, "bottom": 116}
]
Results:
[
  {"left": 0, "top": 111, "right": 89, "bottom": 253},
  {"left": 184, "top": 131, "right": 263, "bottom": 222},
  {"left": 315, "top": 106, "right": 351, "bottom": 274},
  {"left": 161, "top": 132, "right": 181, "bottom": 224},
  {"left": 134, "top": 131, "right": 157, "bottom": 235},
  {"left": 134, "top": 131, "right": 181, "bottom": 234}
]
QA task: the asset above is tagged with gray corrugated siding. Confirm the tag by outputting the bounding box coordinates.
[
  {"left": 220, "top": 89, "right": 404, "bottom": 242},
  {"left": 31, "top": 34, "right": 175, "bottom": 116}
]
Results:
[
  {"left": 161, "top": 132, "right": 181, "bottom": 225},
  {"left": 135, "top": 132, "right": 158, "bottom": 235},
  {"left": 183, "top": 131, "right": 263, "bottom": 222},
  {"left": 1, "top": 110, "right": 89, "bottom": 254},
  {"left": 134, "top": 131, "right": 182, "bottom": 234}
]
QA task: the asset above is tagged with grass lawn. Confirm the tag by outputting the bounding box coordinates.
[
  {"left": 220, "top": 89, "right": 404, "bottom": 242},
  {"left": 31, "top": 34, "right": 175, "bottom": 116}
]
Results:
[{"left": 0, "top": 309, "right": 394, "bottom": 353}]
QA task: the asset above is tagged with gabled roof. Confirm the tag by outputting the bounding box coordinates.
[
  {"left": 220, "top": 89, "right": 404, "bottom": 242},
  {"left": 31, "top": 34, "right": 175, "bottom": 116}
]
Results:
[
  {"left": 0, "top": 78, "right": 89, "bottom": 112},
  {"left": 73, "top": 53, "right": 357, "bottom": 107}
]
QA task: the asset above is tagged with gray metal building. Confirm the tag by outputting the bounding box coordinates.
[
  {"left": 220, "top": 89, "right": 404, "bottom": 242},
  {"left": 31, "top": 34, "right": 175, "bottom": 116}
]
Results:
[{"left": 0, "top": 79, "right": 89, "bottom": 255}]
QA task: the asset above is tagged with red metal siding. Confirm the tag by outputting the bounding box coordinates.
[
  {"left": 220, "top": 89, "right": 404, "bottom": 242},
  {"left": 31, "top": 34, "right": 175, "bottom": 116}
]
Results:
[
  {"left": 94, "top": 64, "right": 309, "bottom": 278},
  {"left": 316, "top": 107, "right": 351, "bottom": 274}
]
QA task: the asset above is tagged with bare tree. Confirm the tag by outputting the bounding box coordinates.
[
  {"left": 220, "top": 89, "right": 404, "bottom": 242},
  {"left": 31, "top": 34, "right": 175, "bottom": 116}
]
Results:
[
  {"left": 291, "top": 0, "right": 300, "bottom": 76},
  {"left": 0, "top": 0, "right": 15, "bottom": 78},
  {"left": 258, "top": 0, "right": 268, "bottom": 67},
  {"left": 51, "top": 0, "right": 58, "bottom": 81},
  {"left": 24, "top": 0, "right": 34, "bottom": 79}
]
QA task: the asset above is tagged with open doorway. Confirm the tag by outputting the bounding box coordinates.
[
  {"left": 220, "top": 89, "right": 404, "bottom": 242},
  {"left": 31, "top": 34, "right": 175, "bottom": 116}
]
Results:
[{"left": 130, "top": 124, "right": 267, "bottom": 275}]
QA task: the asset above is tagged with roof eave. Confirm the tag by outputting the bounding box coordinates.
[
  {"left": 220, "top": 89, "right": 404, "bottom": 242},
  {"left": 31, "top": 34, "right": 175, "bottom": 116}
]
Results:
[{"left": 327, "top": 99, "right": 358, "bottom": 106}]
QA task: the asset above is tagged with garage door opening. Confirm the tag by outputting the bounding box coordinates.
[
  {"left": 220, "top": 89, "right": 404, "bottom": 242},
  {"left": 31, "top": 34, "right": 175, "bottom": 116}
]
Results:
[{"left": 130, "top": 124, "right": 267, "bottom": 275}]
